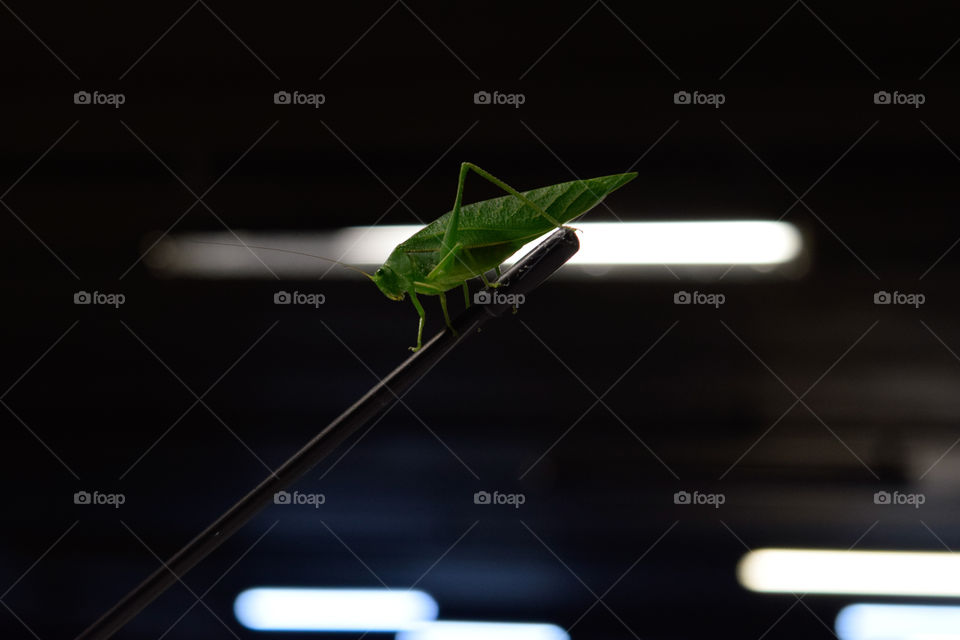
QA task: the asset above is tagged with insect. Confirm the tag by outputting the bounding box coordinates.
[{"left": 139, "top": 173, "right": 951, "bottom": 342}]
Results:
[
  {"left": 369, "top": 163, "right": 636, "bottom": 350},
  {"left": 203, "top": 163, "right": 636, "bottom": 350}
]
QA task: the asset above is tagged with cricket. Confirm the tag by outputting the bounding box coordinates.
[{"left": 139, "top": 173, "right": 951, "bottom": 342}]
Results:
[{"left": 207, "top": 162, "right": 636, "bottom": 350}]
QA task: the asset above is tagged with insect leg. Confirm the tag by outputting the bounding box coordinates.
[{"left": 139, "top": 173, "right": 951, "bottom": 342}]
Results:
[
  {"left": 426, "top": 241, "right": 465, "bottom": 280},
  {"left": 408, "top": 290, "right": 426, "bottom": 352},
  {"left": 441, "top": 163, "right": 470, "bottom": 252},
  {"left": 462, "top": 162, "right": 563, "bottom": 227},
  {"left": 438, "top": 291, "right": 458, "bottom": 336},
  {"left": 478, "top": 270, "right": 498, "bottom": 289},
  {"left": 462, "top": 282, "right": 470, "bottom": 308}
]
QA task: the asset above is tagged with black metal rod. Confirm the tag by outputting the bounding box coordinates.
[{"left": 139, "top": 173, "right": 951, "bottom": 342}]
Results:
[{"left": 75, "top": 227, "right": 580, "bottom": 639}]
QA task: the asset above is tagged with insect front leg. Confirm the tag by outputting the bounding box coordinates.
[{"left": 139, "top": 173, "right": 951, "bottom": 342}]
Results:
[
  {"left": 408, "top": 290, "right": 426, "bottom": 352},
  {"left": 462, "top": 282, "right": 470, "bottom": 308}
]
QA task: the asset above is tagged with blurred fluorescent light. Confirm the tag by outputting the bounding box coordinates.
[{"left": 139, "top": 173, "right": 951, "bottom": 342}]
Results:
[
  {"left": 836, "top": 603, "right": 960, "bottom": 640},
  {"left": 233, "top": 587, "right": 438, "bottom": 631},
  {"left": 149, "top": 220, "right": 802, "bottom": 278},
  {"left": 739, "top": 549, "right": 960, "bottom": 597},
  {"left": 562, "top": 221, "right": 799, "bottom": 265},
  {"left": 328, "top": 221, "right": 801, "bottom": 266},
  {"left": 397, "top": 621, "right": 570, "bottom": 640}
]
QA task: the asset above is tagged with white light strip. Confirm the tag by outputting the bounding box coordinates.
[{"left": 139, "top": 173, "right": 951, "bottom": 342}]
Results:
[
  {"left": 836, "top": 603, "right": 960, "bottom": 640},
  {"left": 397, "top": 621, "right": 570, "bottom": 640},
  {"left": 739, "top": 549, "right": 960, "bottom": 597},
  {"left": 330, "top": 221, "right": 802, "bottom": 266},
  {"left": 559, "top": 221, "right": 799, "bottom": 265},
  {"left": 233, "top": 588, "right": 438, "bottom": 631},
  {"left": 150, "top": 220, "right": 802, "bottom": 278}
]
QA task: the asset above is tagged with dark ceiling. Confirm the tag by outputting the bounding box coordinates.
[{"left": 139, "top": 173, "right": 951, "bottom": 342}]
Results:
[{"left": 3, "top": 2, "right": 960, "bottom": 639}]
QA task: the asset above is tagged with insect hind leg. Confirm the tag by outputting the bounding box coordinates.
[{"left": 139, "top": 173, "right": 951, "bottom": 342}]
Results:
[{"left": 461, "top": 162, "right": 563, "bottom": 228}]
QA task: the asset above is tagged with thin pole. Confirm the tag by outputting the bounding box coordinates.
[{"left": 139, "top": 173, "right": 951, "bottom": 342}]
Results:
[{"left": 76, "top": 227, "right": 580, "bottom": 639}]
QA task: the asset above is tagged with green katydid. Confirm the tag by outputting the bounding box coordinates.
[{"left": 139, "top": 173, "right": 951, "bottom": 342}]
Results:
[
  {"left": 203, "top": 163, "right": 636, "bottom": 350},
  {"left": 369, "top": 163, "right": 636, "bottom": 350}
]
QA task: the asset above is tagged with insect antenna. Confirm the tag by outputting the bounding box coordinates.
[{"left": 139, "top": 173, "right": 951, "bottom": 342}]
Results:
[{"left": 190, "top": 240, "right": 375, "bottom": 279}]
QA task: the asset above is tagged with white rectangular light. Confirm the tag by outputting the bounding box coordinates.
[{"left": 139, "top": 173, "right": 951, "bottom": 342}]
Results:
[
  {"left": 548, "top": 221, "right": 799, "bottom": 266},
  {"left": 233, "top": 587, "right": 438, "bottom": 631},
  {"left": 739, "top": 549, "right": 960, "bottom": 597},
  {"left": 836, "top": 603, "right": 960, "bottom": 640},
  {"left": 149, "top": 220, "right": 802, "bottom": 278},
  {"left": 329, "top": 221, "right": 802, "bottom": 266},
  {"left": 397, "top": 621, "right": 570, "bottom": 640}
]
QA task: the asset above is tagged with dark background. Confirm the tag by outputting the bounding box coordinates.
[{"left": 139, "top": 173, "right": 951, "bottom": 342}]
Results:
[{"left": 3, "top": 1, "right": 960, "bottom": 638}]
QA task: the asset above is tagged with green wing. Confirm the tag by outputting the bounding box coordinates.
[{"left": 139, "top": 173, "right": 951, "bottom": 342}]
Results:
[{"left": 399, "top": 172, "right": 637, "bottom": 254}]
